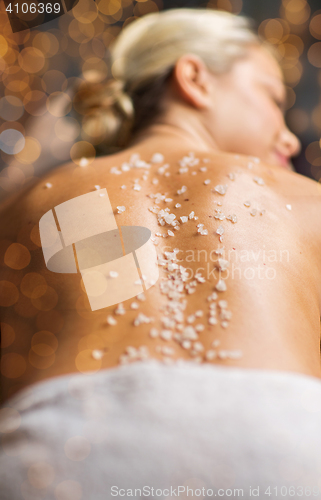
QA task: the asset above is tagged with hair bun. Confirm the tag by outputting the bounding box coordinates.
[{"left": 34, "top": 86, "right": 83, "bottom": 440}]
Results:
[{"left": 72, "top": 78, "right": 134, "bottom": 150}]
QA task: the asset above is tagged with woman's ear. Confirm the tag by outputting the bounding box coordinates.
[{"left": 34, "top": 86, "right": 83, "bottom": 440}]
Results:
[{"left": 172, "top": 53, "right": 214, "bottom": 109}]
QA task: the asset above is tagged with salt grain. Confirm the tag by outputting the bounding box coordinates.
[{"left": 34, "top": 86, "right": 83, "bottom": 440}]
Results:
[
  {"left": 110, "top": 167, "right": 121, "bottom": 174},
  {"left": 149, "top": 328, "right": 159, "bottom": 338},
  {"left": 216, "top": 225, "right": 224, "bottom": 236},
  {"left": 92, "top": 349, "right": 104, "bottom": 360},
  {"left": 115, "top": 303, "right": 125, "bottom": 315},
  {"left": 205, "top": 350, "right": 217, "bottom": 360},
  {"left": 107, "top": 315, "right": 117, "bottom": 325},
  {"left": 109, "top": 271, "right": 119, "bottom": 278},
  {"left": 133, "top": 313, "right": 152, "bottom": 326},
  {"left": 226, "top": 214, "right": 237, "bottom": 223},
  {"left": 177, "top": 186, "right": 187, "bottom": 195},
  {"left": 215, "top": 279, "right": 227, "bottom": 292},
  {"left": 182, "top": 326, "right": 198, "bottom": 340},
  {"left": 216, "top": 258, "right": 229, "bottom": 271},
  {"left": 214, "top": 184, "right": 228, "bottom": 195},
  {"left": 253, "top": 176, "right": 265, "bottom": 186},
  {"left": 286, "top": 204, "right": 292, "bottom": 211},
  {"left": 214, "top": 212, "right": 225, "bottom": 220},
  {"left": 160, "top": 330, "right": 172, "bottom": 341},
  {"left": 193, "top": 341, "right": 204, "bottom": 352},
  {"left": 220, "top": 309, "right": 232, "bottom": 321},
  {"left": 125, "top": 346, "right": 137, "bottom": 356},
  {"left": 79, "top": 157, "right": 89, "bottom": 167},
  {"left": 162, "top": 346, "right": 174, "bottom": 356},
  {"left": 181, "top": 340, "right": 192, "bottom": 349},
  {"left": 151, "top": 153, "right": 164, "bottom": 163}
]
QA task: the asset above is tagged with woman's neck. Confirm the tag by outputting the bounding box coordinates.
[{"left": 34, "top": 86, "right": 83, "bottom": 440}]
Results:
[{"left": 127, "top": 108, "right": 219, "bottom": 153}]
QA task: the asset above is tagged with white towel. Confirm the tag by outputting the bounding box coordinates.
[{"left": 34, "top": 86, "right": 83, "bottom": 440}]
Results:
[{"left": 1, "top": 360, "right": 321, "bottom": 499}]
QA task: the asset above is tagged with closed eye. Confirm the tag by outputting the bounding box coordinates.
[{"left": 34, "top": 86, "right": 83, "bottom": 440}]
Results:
[{"left": 273, "top": 96, "right": 286, "bottom": 114}]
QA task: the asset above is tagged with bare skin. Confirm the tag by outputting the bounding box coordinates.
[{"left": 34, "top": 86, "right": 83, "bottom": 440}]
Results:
[{"left": 1, "top": 46, "right": 321, "bottom": 404}]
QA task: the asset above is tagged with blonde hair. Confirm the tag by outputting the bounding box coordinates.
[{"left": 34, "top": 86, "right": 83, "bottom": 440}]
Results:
[{"left": 73, "top": 8, "right": 261, "bottom": 153}]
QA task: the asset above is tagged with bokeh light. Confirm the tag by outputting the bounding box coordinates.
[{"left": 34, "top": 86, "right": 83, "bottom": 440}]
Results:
[
  {"left": 27, "top": 462, "right": 55, "bottom": 489},
  {"left": 1, "top": 352, "right": 26, "bottom": 378},
  {"left": 14, "top": 136, "right": 41, "bottom": 163},
  {"left": 18, "top": 47, "right": 46, "bottom": 73},
  {"left": 0, "top": 129, "right": 25, "bottom": 154},
  {"left": 55, "top": 480, "right": 83, "bottom": 500},
  {"left": 4, "top": 243, "right": 31, "bottom": 269},
  {"left": 308, "top": 42, "right": 321, "bottom": 68},
  {"left": 41, "top": 70, "right": 66, "bottom": 93},
  {"left": 310, "top": 13, "right": 321, "bottom": 40},
  {"left": 0, "top": 322, "right": 16, "bottom": 348},
  {"left": 70, "top": 140, "right": 96, "bottom": 165},
  {"left": 0, "top": 96, "right": 24, "bottom": 121},
  {"left": 281, "top": 0, "right": 311, "bottom": 26},
  {"left": 305, "top": 141, "right": 321, "bottom": 166},
  {"left": 32, "top": 32, "right": 60, "bottom": 57},
  {"left": 31, "top": 330, "right": 58, "bottom": 356}
]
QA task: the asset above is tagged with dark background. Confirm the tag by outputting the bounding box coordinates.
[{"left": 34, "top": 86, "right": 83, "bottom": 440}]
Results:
[{"left": 0, "top": 0, "right": 320, "bottom": 201}]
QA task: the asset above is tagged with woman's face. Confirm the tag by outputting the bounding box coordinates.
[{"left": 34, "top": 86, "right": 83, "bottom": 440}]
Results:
[{"left": 207, "top": 46, "right": 301, "bottom": 170}]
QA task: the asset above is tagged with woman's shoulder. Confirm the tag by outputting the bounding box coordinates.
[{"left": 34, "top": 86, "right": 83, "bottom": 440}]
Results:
[{"left": 0, "top": 145, "right": 319, "bottom": 239}]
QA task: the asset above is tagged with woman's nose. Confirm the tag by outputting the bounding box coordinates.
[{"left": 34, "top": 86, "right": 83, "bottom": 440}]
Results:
[{"left": 279, "top": 126, "right": 301, "bottom": 158}]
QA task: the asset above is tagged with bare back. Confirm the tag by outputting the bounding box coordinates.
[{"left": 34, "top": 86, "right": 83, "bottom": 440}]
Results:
[{"left": 1, "top": 143, "right": 321, "bottom": 403}]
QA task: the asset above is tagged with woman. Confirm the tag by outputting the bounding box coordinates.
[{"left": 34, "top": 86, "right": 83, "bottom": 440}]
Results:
[{"left": 1, "top": 8, "right": 321, "bottom": 498}]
